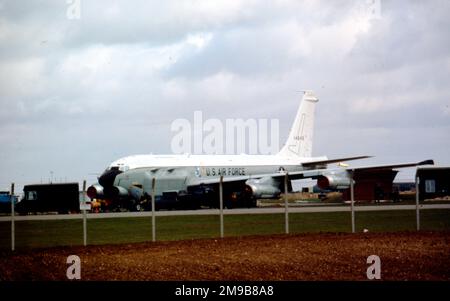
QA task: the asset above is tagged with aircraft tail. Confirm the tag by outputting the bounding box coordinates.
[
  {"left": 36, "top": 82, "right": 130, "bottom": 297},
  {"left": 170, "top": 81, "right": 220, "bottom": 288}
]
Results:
[{"left": 277, "top": 91, "right": 318, "bottom": 158}]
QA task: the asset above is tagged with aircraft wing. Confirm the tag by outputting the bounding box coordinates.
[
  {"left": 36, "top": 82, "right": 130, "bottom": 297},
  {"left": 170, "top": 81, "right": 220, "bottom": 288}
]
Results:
[
  {"left": 187, "top": 159, "right": 434, "bottom": 187},
  {"left": 189, "top": 172, "right": 292, "bottom": 186},
  {"left": 343, "top": 159, "right": 434, "bottom": 173},
  {"left": 300, "top": 155, "right": 372, "bottom": 168}
]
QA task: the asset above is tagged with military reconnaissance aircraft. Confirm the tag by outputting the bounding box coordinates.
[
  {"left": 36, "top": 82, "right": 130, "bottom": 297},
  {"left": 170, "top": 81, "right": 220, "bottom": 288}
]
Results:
[{"left": 87, "top": 91, "right": 433, "bottom": 211}]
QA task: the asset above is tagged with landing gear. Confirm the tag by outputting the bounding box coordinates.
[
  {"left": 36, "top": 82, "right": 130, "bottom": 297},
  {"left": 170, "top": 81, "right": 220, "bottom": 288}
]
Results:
[
  {"left": 223, "top": 191, "right": 257, "bottom": 209},
  {"left": 134, "top": 203, "right": 142, "bottom": 212}
]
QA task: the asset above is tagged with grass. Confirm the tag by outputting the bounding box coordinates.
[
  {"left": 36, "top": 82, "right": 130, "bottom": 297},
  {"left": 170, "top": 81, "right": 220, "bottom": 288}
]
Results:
[{"left": 0, "top": 209, "right": 449, "bottom": 250}]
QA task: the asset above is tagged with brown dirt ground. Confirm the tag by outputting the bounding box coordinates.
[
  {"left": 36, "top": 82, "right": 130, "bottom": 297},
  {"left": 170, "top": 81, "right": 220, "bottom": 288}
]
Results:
[{"left": 1, "top": 231, "right": 449, "bottom": 281}]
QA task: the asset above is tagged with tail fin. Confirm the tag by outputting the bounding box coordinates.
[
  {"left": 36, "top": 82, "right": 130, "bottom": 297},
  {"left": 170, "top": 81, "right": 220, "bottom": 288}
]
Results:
[{"left": 277, "top": 91, "right": 318, "bottom": 158}]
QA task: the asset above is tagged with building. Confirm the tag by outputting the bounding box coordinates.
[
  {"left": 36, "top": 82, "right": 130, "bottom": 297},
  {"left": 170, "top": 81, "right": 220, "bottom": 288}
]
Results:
[
  {"left": 342, "top": 169, "right": 399, "bottom": 202},
  {"left": 416, "top": 167, "right": 450, "bottom": 201}
]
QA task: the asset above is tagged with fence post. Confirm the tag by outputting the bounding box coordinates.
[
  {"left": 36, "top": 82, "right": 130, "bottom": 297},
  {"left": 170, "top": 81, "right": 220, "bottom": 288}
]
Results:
[
  {"left": 416, "top": 176, "right": 420, "bottom": 231},
  {"left": 284, "top": 172, "right": 289, "bottom": 234},
  {"left": 219, "top": 176, "right": 224, "bottom": 238},
  {"left": 11, "top": 183, "right": 15, "bottom": 252},
  {"left": 151, "top": 178, "right": 156, "bottom": 242},
  {"left": 350, "top": 170, "right": 355, "bottom": 233},
  {"left": 82, "top": 180, "right": 87, "bottom": 246}
]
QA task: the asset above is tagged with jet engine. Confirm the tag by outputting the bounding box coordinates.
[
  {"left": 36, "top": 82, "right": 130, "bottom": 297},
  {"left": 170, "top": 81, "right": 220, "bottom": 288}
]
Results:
[
  {"left": 129, "top": 185, "right": 145, "bottom": 201},
  {"left": 317, "top": 170, "right": 352, "bottom": 190},
  {"left": 86, "top": 184, "right": 104, "bottom": 199},
  {"left": 103, "top": 185, "right": 129, "bottom": 199},
  {"left": 245, "top": 177, "right": 281, "bottom": 199}
]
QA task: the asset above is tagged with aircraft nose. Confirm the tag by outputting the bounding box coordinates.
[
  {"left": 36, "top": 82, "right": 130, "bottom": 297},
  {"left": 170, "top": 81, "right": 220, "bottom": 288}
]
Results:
[{"left": 98, "top": 169, "right": 123, "bottom": 187}]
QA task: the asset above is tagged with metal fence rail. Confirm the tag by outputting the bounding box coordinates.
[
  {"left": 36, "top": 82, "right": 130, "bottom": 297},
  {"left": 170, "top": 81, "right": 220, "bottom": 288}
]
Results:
[{"left": 2, "top": 204, "right": 449, "bottom": 222}]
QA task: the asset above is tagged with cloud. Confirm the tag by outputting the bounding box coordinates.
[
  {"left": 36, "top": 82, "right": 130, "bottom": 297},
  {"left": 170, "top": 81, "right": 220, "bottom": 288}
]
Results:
[
  {"left": 0, "top": 0, "right": 449, "bottom": 190},
  {"left": 349, "top": 0, "right": 450, "bottom": 72}
]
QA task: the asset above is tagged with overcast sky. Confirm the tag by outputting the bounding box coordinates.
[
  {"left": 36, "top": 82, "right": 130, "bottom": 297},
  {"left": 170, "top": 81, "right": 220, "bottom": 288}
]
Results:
[{"left": 1, "top": 0, "right": 449, "bottom": 192}]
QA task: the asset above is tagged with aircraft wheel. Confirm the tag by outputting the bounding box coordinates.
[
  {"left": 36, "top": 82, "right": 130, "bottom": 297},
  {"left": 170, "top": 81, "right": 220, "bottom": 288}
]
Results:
[{"left": 135, "top": 203, "right": 142, "bottom": 212}]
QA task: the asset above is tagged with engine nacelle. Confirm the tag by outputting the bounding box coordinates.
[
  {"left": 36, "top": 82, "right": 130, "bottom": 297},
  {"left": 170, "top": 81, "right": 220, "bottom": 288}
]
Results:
[
  {"left": 87, "top": 184, "right": 104, "bottom": 199},
  {"left": 245, "top": 178, "right": 281, "bottom": 199},
  {"left": 103, "top": 185, "right": 129, "bottom": 199},
  {"left": 317, "top": 171, "right": 352, "bottom": 190},
  {"left": 129, "top": 185, "right": 144, "bottom": 201}
]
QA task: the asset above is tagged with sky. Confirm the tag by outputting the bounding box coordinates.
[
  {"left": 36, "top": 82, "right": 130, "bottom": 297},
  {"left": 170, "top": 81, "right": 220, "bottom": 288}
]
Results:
[{"left": 0, "top": 0, "right": 449, "bottom": 192}]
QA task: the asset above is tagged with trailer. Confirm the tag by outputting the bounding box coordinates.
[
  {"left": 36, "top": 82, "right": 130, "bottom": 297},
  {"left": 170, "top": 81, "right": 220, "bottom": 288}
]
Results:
[{"left": 16, "top": 183, "right": 80, "bottom": 214}]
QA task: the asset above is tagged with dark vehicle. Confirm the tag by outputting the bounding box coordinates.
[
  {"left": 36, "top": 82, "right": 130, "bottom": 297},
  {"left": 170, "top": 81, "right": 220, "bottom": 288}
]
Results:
[{"left": 16, "top": 183, "right": 80, "bottom": 214}]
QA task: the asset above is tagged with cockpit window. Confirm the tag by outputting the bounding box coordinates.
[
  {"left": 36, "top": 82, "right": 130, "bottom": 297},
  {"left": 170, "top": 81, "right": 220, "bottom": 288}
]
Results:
[
  {"left": 119, "top": 165, "right": 129, "bottom": 172},
  {"left": 108, "top": 163, "right": 129, "bottom": 172}
]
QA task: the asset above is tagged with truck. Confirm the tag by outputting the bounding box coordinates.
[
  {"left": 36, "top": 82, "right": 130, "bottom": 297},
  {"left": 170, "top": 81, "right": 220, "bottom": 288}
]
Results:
[{"left": 16, "top": 183, "right": 80, "bottom": 214}]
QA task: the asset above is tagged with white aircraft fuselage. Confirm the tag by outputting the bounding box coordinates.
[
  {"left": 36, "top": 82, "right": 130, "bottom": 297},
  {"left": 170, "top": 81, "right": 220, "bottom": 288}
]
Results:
[{"left": 88, "top": 90, "right": 433, "bottom": 210}]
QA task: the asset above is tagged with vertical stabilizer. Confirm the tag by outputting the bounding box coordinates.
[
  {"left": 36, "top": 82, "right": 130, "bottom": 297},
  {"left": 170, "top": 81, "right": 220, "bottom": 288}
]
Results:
[{"left": 277, "top": 91, "right": 318, "bottom": 158}]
